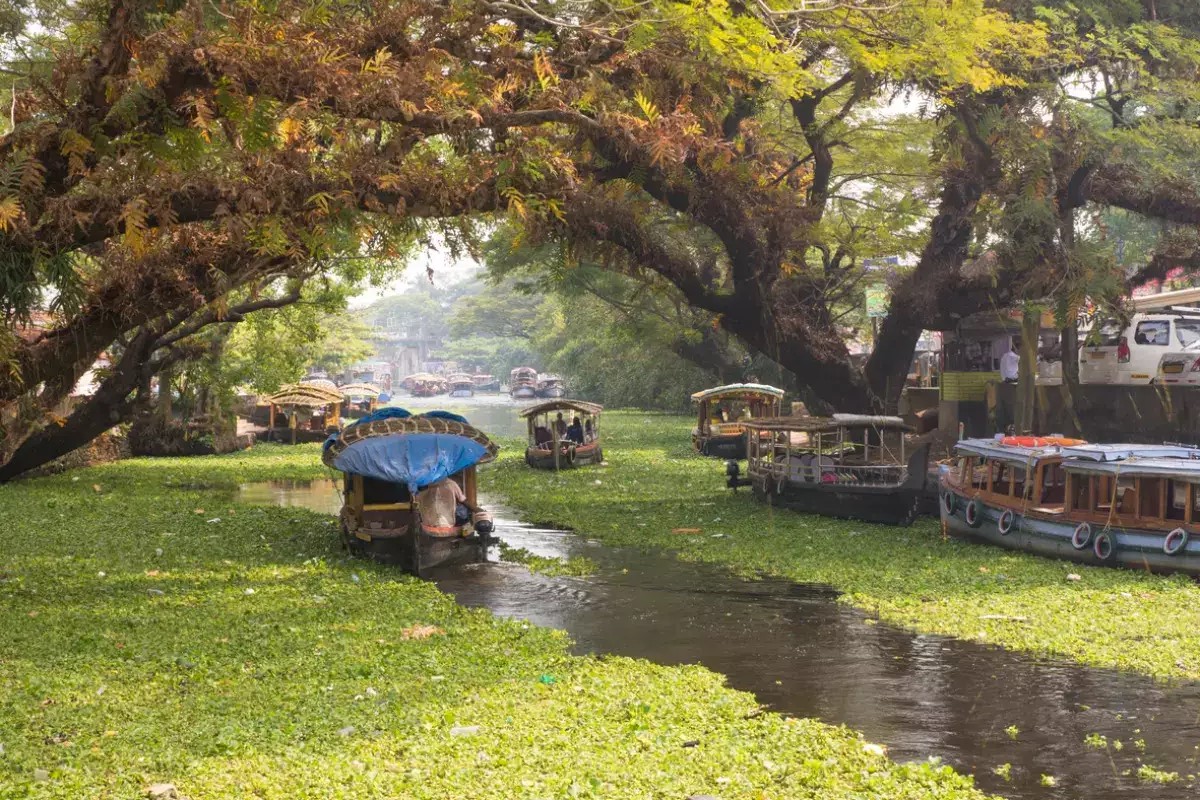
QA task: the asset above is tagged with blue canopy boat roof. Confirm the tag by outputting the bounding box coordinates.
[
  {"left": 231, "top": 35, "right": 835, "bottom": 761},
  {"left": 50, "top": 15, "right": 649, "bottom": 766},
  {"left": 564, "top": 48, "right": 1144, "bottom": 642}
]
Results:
[
  {"left": 1064, "top": 456, "right": 1200, "bottom": 479},
  {"left": 954, "top": 438, "right": 1200, "bottom": 472},
  {"left": 953, "top": 439, "right": 1065, "bottom": 465},
  {"left": 322, "top": 408, "right": 498, "bottom": 492},
  {"left": 1059, "top": 443, "right": 1200, "bottom": 462}
]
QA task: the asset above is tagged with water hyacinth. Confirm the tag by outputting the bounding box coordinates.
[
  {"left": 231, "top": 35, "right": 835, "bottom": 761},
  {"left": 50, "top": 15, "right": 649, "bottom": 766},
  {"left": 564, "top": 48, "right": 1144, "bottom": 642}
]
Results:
[{"left": 0, "top": 444, "right": 991, "bottom": 799}]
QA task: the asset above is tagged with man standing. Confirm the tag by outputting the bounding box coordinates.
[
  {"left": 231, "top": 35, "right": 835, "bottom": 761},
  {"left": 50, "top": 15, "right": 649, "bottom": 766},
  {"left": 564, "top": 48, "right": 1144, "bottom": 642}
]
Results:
[{"left": 1001, "top": 338, "right": 1020, "bottom": 384}]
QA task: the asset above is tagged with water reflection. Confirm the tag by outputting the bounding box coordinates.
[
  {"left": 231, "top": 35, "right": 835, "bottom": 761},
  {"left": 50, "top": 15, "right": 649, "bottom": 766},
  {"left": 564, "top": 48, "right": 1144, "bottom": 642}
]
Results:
[{"left": 236, "top": 479, "right": 1200, "bottom": 800}]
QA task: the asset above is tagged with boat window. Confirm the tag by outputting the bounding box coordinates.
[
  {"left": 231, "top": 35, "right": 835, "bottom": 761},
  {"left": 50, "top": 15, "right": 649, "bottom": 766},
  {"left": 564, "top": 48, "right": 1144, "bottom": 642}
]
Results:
[
  {"left": 991, "top": 461, "right": 1013, "bottom": 496},
  {"left": 1167, "top": 481, "right": 1189, "bottom": 522},
  {"left": 362, "top": 477, "right": 410, "bottom": 505},
  {"left": 955, "top": 457, "right": 969, "bottom": 482},
  {"left": 1070, "top": 473, "right": 1091, "bottom": 511},
  {"left": 1139, "top": 477, "right": 1164, "bottom": 519},
  {"left": 969, "top": 458, "right": 989, "bottom": 491},
  {"left": 1041, "top": 463, "right": 1066, "bottom": 505},
  {"left": 1010, "top": 463, "right": 1030, "bottom": 500},
  {"left": 1115, "top": 477, "right": 1138, "bottom": 516}
]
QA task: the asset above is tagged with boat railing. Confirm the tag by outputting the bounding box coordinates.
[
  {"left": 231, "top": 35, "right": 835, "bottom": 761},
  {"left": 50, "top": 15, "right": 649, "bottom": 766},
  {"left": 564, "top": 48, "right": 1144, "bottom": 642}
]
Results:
[{"left": 754, "top": 457, "right": 909, "bottom": 487}]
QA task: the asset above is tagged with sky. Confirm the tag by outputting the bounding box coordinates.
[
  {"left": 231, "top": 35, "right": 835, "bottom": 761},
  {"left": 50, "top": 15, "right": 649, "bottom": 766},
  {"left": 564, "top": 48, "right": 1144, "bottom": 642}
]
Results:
[{"left": 348, "top": 243, "right": 483, "bottom": 309}]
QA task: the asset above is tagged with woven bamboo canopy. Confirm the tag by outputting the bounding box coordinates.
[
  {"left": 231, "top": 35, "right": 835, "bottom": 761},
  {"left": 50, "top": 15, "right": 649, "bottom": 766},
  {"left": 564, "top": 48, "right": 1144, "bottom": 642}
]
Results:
[
  {"left": 322, "top": 415, "right": 499, "bottom": 466},
  {"left": 519, "top": 400, "right": 603, "bottom": 418},
  {"left": 339, "top": 382, "right": 382, "bottom": 398},
  {"left": 266, "top": 383, "right": 344, "bottom": 407},
  {"left": 300, "top": 377, "right": 339, "bottom": 392}
]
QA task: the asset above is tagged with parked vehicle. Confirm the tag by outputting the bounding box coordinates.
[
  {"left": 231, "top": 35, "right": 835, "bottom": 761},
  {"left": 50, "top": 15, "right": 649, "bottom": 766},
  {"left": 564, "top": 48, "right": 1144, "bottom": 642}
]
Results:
[
  {"left": 940, "top": 438, "right": 1200, "bottom": 574},
  {"left": 1081, "top": 312, "right": 1200, "bottom": 385},
  {"left": 728, "top": 414, "right": 930, "bottom": 525},
  {"left": 322, "top": 409, "right": 497, "bottom": 574},
  {"left": 1155, "top": 339, "right": 1200, "bottom": 386}
]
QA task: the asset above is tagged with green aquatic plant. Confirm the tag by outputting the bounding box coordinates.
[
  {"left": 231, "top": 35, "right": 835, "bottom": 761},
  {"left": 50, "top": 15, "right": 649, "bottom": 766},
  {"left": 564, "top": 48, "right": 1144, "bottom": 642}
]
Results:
[
  {"left": 992, "top": 763, "right": 1012, "bottom": 781},
  {"left": 0, "top": 446, "right": 993, "bottom": 799},
  {"left": 497, "top": 542, "right": 597, "bottom": 577},
  {"left": 481, "top": 411, "right": 1200, "bottom": 681},
  {"left": 1137, "top": 764, "right": 1181, "bottom": 784}
]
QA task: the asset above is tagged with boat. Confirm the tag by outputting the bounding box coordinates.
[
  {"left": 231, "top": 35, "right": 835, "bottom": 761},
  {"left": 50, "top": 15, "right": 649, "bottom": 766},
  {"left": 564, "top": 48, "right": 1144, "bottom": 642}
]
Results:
[
  {"left": 338, "top": 382, "right": 381, "bottom": 420},
  {"left": 263, "top": 383, "right": 344, "bottom": 444},
  {"left": 447, "top": 374, "right": 475, "bottom": 398},
  {"left": 520, "top": 400, "right": 603, "bottom": 469},
  {"left": 322, "top": 408, "right": 498, "bottom": 574},
  {"left": 472, "top": 373, "right": 501, "bottom": 392},
  {"left": 728, "top": 414, "right": 930, "bottom": 525},
  {"left": 409, "top": 374, "right": 445, "bottom": 397},
  {"left": 939, "top": 438, "right": 1200, "bottom": 574},
  {"left": 536, "top": 374, "right": 567, "bottom": 398},
  {"left": 510, "top": 366, "right": 538, "bottom": 399},
  {"left": 691, "top": 383, "right": 784, "bottom": 459}
]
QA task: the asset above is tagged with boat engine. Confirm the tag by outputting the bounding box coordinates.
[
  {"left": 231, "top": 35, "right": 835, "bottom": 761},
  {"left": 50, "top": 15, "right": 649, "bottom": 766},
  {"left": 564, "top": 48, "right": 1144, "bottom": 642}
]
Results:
[
  {"left": 725, "top": 459, "right": 752, "bottom": 490},
  {"left": 472, "top": 510, "right": 495, "bottom": 535}
]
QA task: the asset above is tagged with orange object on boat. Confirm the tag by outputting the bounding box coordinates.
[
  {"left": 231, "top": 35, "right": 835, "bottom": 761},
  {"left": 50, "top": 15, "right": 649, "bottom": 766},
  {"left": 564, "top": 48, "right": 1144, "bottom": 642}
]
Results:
[{"left": 1000, "top": 436, "right": 1086, "bottom": 448}]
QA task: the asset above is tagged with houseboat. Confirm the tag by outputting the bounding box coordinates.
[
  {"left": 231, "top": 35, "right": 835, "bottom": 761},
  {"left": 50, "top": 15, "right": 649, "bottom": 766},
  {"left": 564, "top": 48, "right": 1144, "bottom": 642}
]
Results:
[
  {"left": 472, "top": 373, "right": 501, "bottom": 392},
  {"left": 691, "top": 383, "right": 784, "bottom": 459},
  {"left": 510, "top": 366, "right": 538, "bottom": 399},
  {"left": 520, "top": 400, "right": 603, "bottom": 469},
  {"left": 322, "top": 409, "right": 498, "bottom": 574},
  {"left": 729, "top": 414, "right": 930, "bottom": 525},
  {"left": 448, "top": 374, "right": 475, "bottom": 398},
  {"left": 536, "top": 374, "right": 567, "bottom": 398},
  {"left": 940, "top": 439, "right": 1200, "bottom": 574}
]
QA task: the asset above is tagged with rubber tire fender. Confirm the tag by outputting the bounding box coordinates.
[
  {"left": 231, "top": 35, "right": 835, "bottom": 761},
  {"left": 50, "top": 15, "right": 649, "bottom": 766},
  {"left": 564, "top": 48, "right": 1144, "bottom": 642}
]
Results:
[
  {"left": 1093, "top": 530, "right": 1117, "bottom": 562},
  {"left": 998, "top": 508, "right": 1015, "bottom": 536},
  {"left": 965, "top": 499, "right": 983, "bottom": 528},
  {"left": 942, "top": 491, "right": 957, "bottom": 516},
  {"left": 1071, "top": 522, "right": 1092, "bottom": 551},
  {"left": 1164, "top": 527, "right": 1189, "bottom": 556}
]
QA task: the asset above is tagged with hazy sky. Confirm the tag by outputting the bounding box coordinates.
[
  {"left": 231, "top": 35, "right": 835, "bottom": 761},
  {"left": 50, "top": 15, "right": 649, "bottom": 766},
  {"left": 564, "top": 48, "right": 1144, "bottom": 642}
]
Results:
[{"left": 348, "top": 245, "right": 482, "bottom": 308}]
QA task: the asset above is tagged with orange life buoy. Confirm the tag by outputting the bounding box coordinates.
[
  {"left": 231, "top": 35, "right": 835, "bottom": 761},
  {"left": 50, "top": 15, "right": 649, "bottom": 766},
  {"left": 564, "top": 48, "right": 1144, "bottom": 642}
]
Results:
[{"left": 1000, "top": 436, "right": 1086, "bottom": 448}]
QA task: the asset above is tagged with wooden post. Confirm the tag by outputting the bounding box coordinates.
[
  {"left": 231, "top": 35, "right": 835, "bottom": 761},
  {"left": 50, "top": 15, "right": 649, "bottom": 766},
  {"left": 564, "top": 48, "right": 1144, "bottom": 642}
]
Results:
[{"left": 1015, "top": 306, "right": 1040, "bottom": 434}]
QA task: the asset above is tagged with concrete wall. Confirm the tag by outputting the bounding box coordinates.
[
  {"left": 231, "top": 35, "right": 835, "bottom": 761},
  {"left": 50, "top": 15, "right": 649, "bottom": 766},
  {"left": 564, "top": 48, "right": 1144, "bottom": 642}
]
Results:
[{"left": 989, "top": 383, "right": 1200, "bottom": 444}]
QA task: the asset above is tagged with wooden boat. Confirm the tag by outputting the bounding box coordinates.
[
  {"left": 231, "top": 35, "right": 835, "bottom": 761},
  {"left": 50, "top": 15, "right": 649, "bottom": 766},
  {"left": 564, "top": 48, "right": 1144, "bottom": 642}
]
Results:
[
  {"left": 322, "top": 409, "right": 498, "bottom": 574},
  {"left": 447, "top": 374, "right": 475, "bottom": 398},
  {"left": 409, "top": 374, "right": 445, "bottom": 397},
  {"left": 940, "top": 438, "right": 1200, "bottom": 574},
  {"left": 520, "top": 400, "right": 603, "bottom": 469},
  {"left": 264, "top": 383, "right": 344, "bottom": 444},
  {"left": 691, "top": 383, "right": 784, "bottom": 459},
  {"left": 472, "top": 373, "right": 500, "bottom": 392},
  {"left": 730, "top": 414, "right": 930, "bottom": 525},
  {"left": 536, "top": 374, "right": 567, "bottom": 398},
  {"left": 510, "top": 366, "right": 538, "bottom": 399},
  {"left": 339, "top": 382, "right": 381, "bottom": 420}
]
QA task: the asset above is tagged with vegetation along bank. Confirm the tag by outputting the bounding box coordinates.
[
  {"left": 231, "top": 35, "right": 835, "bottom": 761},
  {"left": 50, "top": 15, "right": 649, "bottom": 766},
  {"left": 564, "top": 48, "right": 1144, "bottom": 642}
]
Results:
[
  {"left": 483, "top": 412, "right": 1200, "bottom": 682},
  {"left": 0, "top": 446, "right": 988, "bottom": 799}
]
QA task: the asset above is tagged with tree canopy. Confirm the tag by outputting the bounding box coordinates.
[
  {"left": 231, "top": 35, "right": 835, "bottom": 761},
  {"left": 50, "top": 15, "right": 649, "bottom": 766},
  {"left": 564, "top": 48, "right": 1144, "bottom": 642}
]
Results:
[{"left": 3, "top": 0, "right": 1200, "bottom": 475}]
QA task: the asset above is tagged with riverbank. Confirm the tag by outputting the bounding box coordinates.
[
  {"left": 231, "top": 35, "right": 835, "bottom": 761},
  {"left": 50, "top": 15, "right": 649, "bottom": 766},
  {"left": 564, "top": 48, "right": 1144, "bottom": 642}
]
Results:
[
  {"left": 0, "top": 447, "right": 988, "bottom": 799},
  {"left": 482, "top": 412, "right": 1200, "bottom": 681}
]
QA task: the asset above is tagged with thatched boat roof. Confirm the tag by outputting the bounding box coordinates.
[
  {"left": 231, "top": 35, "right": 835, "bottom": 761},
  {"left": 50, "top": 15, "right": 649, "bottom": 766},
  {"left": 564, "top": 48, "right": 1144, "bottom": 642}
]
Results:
[
  {"left": 322, "top": 415, "right": 499, "bottom": 467},
  {"left": 519, "top": 400, "right": 603, "bottom": 418},
  {"left": 339, "top": 382, "right": 381, "bottom": 398},
  {"left": 266, "top": 383, "right": 343, "bottom": 407}
]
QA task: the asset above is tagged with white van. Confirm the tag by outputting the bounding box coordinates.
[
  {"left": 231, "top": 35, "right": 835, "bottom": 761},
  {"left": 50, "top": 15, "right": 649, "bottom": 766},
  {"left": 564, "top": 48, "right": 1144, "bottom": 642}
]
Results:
[{"left": 1080, "top": 313, "right": 1200, "bottom": 385}]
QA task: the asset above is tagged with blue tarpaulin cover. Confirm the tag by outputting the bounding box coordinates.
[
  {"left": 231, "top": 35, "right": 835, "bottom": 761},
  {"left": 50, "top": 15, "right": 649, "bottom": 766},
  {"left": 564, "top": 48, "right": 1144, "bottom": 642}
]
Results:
[{"left": 325, "top": 409, "right": 488, "bottom": 492}]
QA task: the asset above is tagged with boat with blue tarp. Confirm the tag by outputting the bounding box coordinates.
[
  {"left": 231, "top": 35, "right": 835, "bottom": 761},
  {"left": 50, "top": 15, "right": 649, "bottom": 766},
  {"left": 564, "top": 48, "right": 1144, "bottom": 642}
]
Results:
[
  {"left": 940, "top": 436, "right": 1200, "bottom": 574},
  {"left": 322, "top": 408, "right": 497, "bottom": 573}
]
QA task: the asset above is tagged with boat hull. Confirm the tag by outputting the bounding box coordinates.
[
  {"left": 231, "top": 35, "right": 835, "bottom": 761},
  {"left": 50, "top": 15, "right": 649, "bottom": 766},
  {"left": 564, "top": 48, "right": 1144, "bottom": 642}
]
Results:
[
  {"left": 939, "top": 486, "right": 1200, "bottom": 575},
  {"left": 525, "top": 442, "right": 602, "bottom": 469},
  {"left": 536, "top": 386, "right": 567, "bottom": 398},
  {"left": 511, "top": 386, "right": 537, "bottom": 399},
  {"left": 693, "top": 433, "right": 746, "bottom": 460},
  {"left": 341, "top": 522, "right": 486, "bottom": 574},
  {"left": 449, "top": 388, "right": 474, "bottom": 398},
  {"left": 753, "top": 481, "right": 925, "bottom": 526}
]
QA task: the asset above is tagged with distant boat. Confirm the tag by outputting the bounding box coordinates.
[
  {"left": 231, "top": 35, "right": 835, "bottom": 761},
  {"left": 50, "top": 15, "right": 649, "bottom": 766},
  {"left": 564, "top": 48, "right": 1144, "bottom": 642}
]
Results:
[
  {"left": 536, "top": 374, "right": 566, "bottom": 398},
  {"left": 472, "top": 373, "right": 500, "bottom": 392},
  {"left": 690, "top": 383, "right": 784, "bottom": 459},
  {"left": 510, "top": 366, "right": 538, "bottom": 399},
  {"left": 447, "top": 374, "right": 475, "bottom": 398},
  {"left": 520, "top": 400, "right": 603, "bottom": 469}
]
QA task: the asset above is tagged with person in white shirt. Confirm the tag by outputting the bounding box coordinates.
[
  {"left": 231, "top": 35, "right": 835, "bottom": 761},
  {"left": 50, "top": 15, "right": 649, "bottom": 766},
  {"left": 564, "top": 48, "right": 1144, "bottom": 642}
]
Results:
[{"left": 1000, "top": 338, "right": 1020, "bottom": 383}]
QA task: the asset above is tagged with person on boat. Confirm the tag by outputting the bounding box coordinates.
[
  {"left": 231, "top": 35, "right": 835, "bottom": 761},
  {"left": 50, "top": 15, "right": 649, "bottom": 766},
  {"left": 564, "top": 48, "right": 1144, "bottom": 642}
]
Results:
[
  {"left": 1000, "top": 338, "right": 1020, "bottom": 384},
  {"left": 416, "top": 477, "right": 471, "bottom": 535},
  {"left": 567, "top": 417, "right": 585, "bottom": 444},
  {"left": 584, "top": 418, "right": 594, "bottom": 442},
  {"left": 534, "top": 425, "right": 553, "bottom": 447},
  {"left": 554, "top": 412, "right": 567, "bottom": 439}
]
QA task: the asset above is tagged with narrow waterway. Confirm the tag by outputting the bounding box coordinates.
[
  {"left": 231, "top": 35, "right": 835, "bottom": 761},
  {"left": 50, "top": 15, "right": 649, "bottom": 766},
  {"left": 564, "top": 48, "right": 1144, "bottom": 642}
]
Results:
[{"left": 237, "top": 477, "right": 1200, "bottom": 800}]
